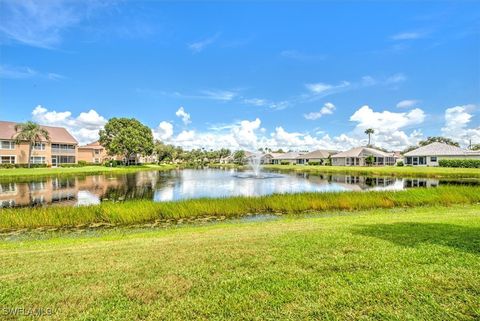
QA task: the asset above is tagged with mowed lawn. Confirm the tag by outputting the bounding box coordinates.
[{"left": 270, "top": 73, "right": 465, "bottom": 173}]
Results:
[{"left": 1, "top": 205, "right": 479, "bottom": 320}]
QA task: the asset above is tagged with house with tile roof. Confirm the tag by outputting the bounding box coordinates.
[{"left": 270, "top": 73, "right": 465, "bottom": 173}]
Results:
[
  {"left": 295, "top": 149, "right": 338, "bottom": 165},
  {"left": 403, "top": 142, "right": 480, "bottom": 166},
  {"left": 0, "top": 120, "right": 78, "bottom": 166},
  {"left": 331, "top": 146, "right": 397, "bottom": 166}
]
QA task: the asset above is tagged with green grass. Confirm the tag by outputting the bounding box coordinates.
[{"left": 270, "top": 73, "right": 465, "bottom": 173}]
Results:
[
  {"left": 263, "top": 164, "right": 480, "bottom": 178},
  {"left": 1, "top": 205, "right": 479, "bottom": 320},
  {"left": 0, "top": 164, "right": 176, "bottom": 180},
  {"left": 2, "top": 186, "right": 480, "bottom": 230}
]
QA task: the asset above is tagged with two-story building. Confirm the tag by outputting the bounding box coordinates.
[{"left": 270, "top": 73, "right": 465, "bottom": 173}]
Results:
[{"left": 0, "top": 121, "right": 78, "bottom": 166}]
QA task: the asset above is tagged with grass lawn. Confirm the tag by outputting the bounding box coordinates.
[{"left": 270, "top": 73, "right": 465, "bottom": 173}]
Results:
[
  {"left": 0, "top": 205, "right": 479, "bottom": 320},
  {"left": 0, "top": 164, "right": 176, "bottom": 180},
  {"left": 263, "top": 164, "right": 480, "bottom": 178}
]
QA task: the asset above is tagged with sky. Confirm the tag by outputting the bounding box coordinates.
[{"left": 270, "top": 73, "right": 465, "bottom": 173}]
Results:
[{"left": 0, "top": 0, "right": 479, "bottom": 151}]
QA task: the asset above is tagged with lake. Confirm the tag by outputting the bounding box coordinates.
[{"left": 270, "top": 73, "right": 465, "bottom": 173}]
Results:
[{"left": 0, "top": 168, "right": 477, "bottom": 208}]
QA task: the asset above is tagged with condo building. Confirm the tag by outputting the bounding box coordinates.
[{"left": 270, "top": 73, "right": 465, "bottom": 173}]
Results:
[{"left": 0, "top": 121, "right": 78, "bottom": 166}]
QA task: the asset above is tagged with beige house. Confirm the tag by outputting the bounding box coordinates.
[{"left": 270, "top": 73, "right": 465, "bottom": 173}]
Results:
[
  {"left": 295, "top": 150, "right": 337, "bottom": 165},
  {"left": 271, "top": 152, "right": 305, "bottom": 165},
  {"left": 78, "top": 141, "right": 108, "bottom": 164},
  {"left": 403, "top": 142, "right": 480, "bottom": 166},
  {"left": 332, "top": 146, "right": 396, "bottom": 166},
  {"left": 0, "top": 121, "right": 78, "bottom": 166}
]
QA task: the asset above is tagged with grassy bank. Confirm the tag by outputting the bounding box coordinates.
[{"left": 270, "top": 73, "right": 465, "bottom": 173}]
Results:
[
  {"left": 2, "top": 186, "right": 480, "bottom": 230},
  {"left": 1, "top": 205, "right": 479, "bottom": 320},
  {"left": 263, "top": 164, "right": 480, "bottom": 178},
  {"left": 0, "top": 164, "right": 177, "bottom": 180}
]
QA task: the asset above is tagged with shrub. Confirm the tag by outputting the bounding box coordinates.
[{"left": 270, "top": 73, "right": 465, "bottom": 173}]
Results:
[
  {"left": 308, "top": 161, "right": 321, "bottom": 166},
  {"left": 78, "top": 160, "right": 88, "bottom": 167},
  {"left": 280, "top": 160, "right": 291, "bottom": 165},
  {"left": 0, "top": 163, "right": 15, "bottom": 169},
  {"left": 439, "top": 159, "right": 480, "bottom": 168},
  {"left": 397, "top": 161, "right": 404, "bottom": 167}
]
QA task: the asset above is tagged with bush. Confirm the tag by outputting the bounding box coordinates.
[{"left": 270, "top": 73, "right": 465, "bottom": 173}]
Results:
[
  {"left": 104, "top": 160, "right": 123, "bottom": 167},
  {"left": 439, "top": 159, "right": 480, "bottom": 168},
  {"left": 0, "top": 163, "right": 15, "bottom": 169},
  {"left": 78, "top": 160, "right": 88, "bottom": 167},
  {"left": 308, "top": 161, "right": 321, "bottom": 166},
  {"left": 397, "top": 161, "right": 404, "bottom": 167},
  {"left": 280, "top": 160, "right": 291, "bottom": 165}
]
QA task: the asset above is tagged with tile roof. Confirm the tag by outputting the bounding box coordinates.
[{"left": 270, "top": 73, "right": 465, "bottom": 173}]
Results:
[
  {"left": 0, "top": 121, "right": 78, "bottom": 144},
  {"left": 403, "top": 142, "right": 480, "bottom": 157},
  {"left": 296, "top": 149, "right": 336, "bottom": 159},
  {"left": 332, "top": 146, "right": 394, "bottom": 158}
]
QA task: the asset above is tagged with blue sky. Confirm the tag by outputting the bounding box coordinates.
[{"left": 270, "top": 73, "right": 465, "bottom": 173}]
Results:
[{"left": 0, "top": 0, "right": 479, "bottom": 150}]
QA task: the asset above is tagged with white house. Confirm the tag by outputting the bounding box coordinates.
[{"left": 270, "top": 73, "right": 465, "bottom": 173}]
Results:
[
  {"left": 331, "top": 146, "right": 396, "bottom": 166},
  {"left": 295, "top": 150, "right": 337, "bottom": 165},
  {"left": 403, "top": 142, "right": 480, "bottom": 166},
  {"left": 271, "top": 152, "right": 305, "bottom": 165}
]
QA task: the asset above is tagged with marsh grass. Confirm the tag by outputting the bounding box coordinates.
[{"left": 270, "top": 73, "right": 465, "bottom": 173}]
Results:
[{"left": 1, "top": 186, "right": 480, "bottom": 230}]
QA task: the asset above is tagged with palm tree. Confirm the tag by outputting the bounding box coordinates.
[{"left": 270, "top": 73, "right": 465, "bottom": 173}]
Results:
[
  {"left": 13, "top": 121, "right": 50, "bottom": 168},
  {"left": 365, "top": 128, "right": 374, "bottom": 146}
]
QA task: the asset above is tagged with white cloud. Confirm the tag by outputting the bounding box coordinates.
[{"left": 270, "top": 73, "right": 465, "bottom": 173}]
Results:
[
  {"left": 391, "top": 31, "right": 426, "bottom": 40},
  {"left": 396, "top": 99, "right": 419, "bottom": 108},
  {"left": 306, "top": 82, "right": 349, "bottom": 95},
  {"left": 243, "top": 98, "right": 289, "bottom": 110},
  {"left": 31, "top": 105, "right": 107, "bottom": 144},
  {"left": 175, "top": 106, "right": 191, "bottom": 125},
  {"left": 304, "top": 102, "right": 335, "bottom": 120},
  {"left": 442, "top": 105, "right": 480, "bottom": 146},
  {"left": 348, "top": 105, "right": 426, "bottom": 148},
  {"left": 199, "top": 89, "right": 237, "bottom": 101},
  {"left": 188, "top": 33, "right": 220, "bottom": 53},
  {"left": 153, "top": 121, "right": 174, "bottom": 141},
  {"left": 0, "top": 64, "right": 64, "bottom": 80}
]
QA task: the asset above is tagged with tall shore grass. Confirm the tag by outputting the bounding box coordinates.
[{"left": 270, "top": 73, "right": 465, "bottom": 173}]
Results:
[
  {"left": 262, "top": 164, "right": 480, "bottom": 178},
  {"left": 1, "top": 186, "right": 479, "bottom": 230}
]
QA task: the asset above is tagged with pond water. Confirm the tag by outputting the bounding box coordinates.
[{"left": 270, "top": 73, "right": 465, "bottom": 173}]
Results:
[{"left": 0, "top": 168, "right": 477, "bottom": 208}]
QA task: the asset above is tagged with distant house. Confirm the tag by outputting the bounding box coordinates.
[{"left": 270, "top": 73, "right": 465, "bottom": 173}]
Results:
[
  {"left": 271, "top": 152, "right": 305, "bottom": 165},
  {"left": 295, "top": 150, "right": 337, "bottom": 165},
  {"left": 78, "top": 141, "right": 107, "bottom": 164},
  {"left": 331, "top": 146, "right": 396, "bottom": 166},
  {"left": 0, "top": 120, "right": 78, "bottom": 166},
  {"left": 403, "top": 142, "right": 480, "bottom": 166}
]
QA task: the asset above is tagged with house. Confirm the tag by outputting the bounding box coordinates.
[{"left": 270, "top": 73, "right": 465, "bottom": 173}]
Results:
[
  {"left": 403, "top": 142, "right": 480, "bottom": 166},
  {"left": 78, "top": 141, "right": 108, "bottom": 164},
  {"left": 295, "top": 149, "right": 338, "bottom": 165},
  {"left": 0, "top": 121, "right": 78, "bottom": 166},
  {"left": 271, "top": 152, "right": 305, "bottom": 165},
  {"left": 331, "top": 146, "right": 396, "bottom": 166}
]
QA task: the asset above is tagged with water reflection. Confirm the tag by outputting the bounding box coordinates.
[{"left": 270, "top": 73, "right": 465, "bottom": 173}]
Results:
[{"left": 0, "top": 169, "right": 477, "bottom": 208}]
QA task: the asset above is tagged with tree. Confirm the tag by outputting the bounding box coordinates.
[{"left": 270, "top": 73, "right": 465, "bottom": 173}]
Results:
[
  {"left": 365, "top": 155, "right": 374, "bottom": 166},
  {"left": 99, "top": 118, "right": 154, "bottom": 165},
  {"left": 419, "top": 136, "right": 459, "bottom": 147},
  {"left": 472, "top": 144, "right": 480, "bottom": 151},
  {"left": 365, "top": 128, "right": 374, "bottom": 146},
  {"left": 13, "top": 121, "right": 50, "bottom": 168},
  {"left": 233, "top": 150, "right": 246, "bottom": 164}
]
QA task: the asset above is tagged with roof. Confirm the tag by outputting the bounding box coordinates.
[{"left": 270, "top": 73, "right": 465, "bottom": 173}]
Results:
[
  {"left": 272, "top": 152, "right": 304, "bottom": 160},
  {"left": 79, "top": 141, "right": 103, "bottom": 149},
  {"left": 0, "top": 121, "right": 78, "bottom": 144},
  {"left": 296, "top": 149, "right": 335, "bottom": 159},
  {"left": 332, "top": 146, "right": 394, "bottom": 158},
  {"left": 403, "top": 142, "right": 480, "bottom": 157}
]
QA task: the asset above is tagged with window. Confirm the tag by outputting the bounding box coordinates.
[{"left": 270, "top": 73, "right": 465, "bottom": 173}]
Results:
[
  {"left": 0, "top": 183, "right": 16, "bottom": 193},
  {"left": 430, "top": 156, "right": 437, "bottom": 162},
  {"left": 30, "top": 156, "right": 46, "bottom": 164},
  {"left": 0, "top": 156, "right": 15, "bottom": 164},
  {"left": 94, "top": 149, "right": 101, "bottom": 155},
  {"left": 52, "top": 155, "right": 76, "bottom": 164},
  {"left": 33, "top": 142, "right": 45, "bottom": 150},
  {"left": 94, "top": 158, "right": 100, "bottom": 164},
  {"left": 0, "top": 140, "right": 15, "bottom": 150}
]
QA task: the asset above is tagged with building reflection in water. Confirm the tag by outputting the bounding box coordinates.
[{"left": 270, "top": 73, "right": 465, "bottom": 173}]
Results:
[{"left": 0, "top": 169, "right": 476, "bottom": 208}]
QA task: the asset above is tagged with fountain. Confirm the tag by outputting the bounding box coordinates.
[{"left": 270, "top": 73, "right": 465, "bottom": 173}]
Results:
[
  {"left": 234, "top": 152, "right": 280, "bottom": 179},
  {"left": 249, "top": 152, "right": 262, "bottom": 177}
]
